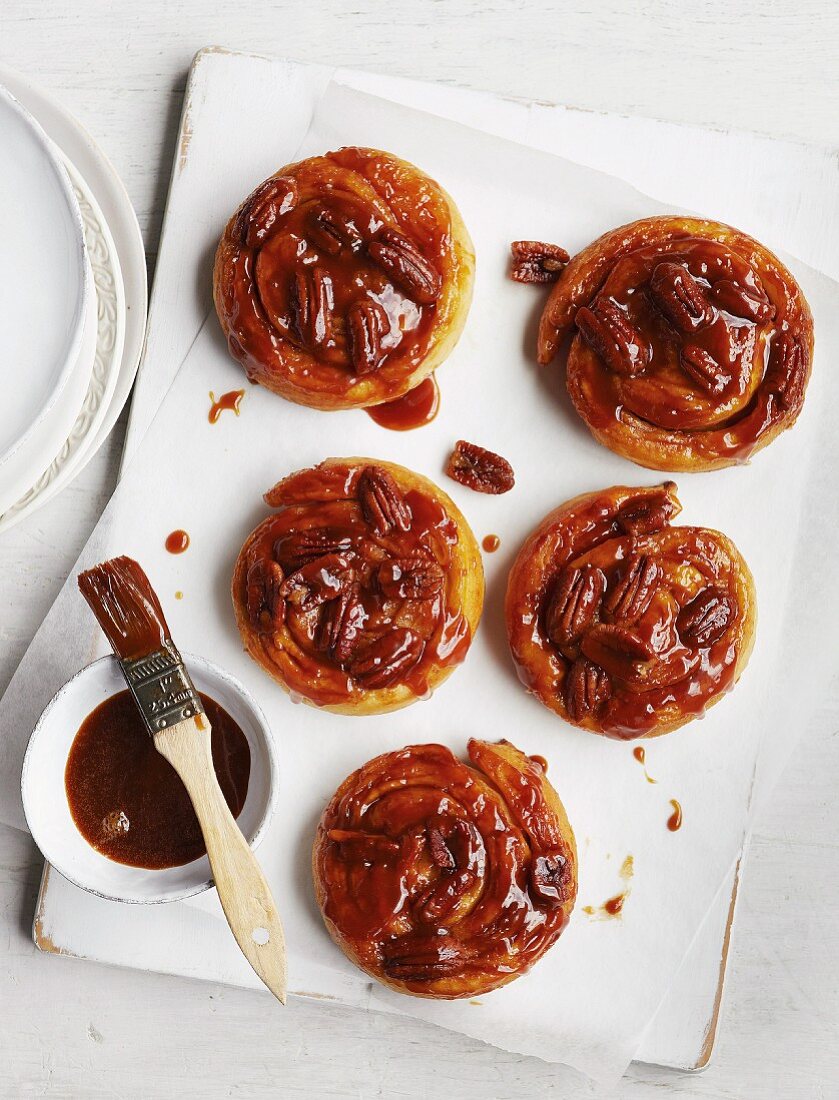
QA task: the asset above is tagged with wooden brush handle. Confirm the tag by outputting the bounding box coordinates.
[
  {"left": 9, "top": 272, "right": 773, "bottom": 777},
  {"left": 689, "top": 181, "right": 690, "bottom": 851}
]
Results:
[{"left": 154, "top": 716, "right": 287, "bottom": 1004}]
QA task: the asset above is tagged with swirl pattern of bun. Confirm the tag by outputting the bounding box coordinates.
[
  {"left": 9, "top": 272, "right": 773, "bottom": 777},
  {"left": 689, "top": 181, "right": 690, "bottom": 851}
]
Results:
[
  {"left": 214, "top": 147, "right": 475, "bottom": 410},
  {"left": 506, "top": 483, "right": 756, "bottom": 739},
  {"left": 313, "top": 739, "right": 577, "bottom": 998},
  {"left": 232, "top": 458, "right": 484, "bottom": 714},
  {"left": 537, "top": 216, "right": 814, "bottom": 471}
]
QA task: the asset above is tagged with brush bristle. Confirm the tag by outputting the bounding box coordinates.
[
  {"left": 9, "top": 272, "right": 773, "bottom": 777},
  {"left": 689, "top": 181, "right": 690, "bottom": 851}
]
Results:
[{"left": 78, "top": 556, "right": 170, "bottom": 660}]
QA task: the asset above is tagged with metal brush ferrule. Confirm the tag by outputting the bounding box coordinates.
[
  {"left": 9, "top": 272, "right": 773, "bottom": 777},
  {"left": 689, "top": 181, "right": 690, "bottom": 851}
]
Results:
[{"left": 120, "top": 641, "right": 204, "bottom": 733}]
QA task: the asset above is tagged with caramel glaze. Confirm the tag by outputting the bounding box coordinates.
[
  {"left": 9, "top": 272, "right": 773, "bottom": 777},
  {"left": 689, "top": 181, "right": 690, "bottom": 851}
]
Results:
[
  {"left": 215, "top": 148, "right": 473, "bottom": 410},
  {"left": 538, "top": 216, "right": 814, "bottom": 471},
  {"left": 482, "top": 534, "right": 501, "bottom": 553},
  {"left": 65, "top": 690, "right": 249, "bottom": 869},
  {"left": 632, "top": 744, "right": 657, "bottom": 783},
  {"left": 233, "top": 459, "right": 483, "bottom": 711},
  {"left": 505, "top": 483, "right": 756, "bottom": 739},
  {"left": 78, "top": 556, "right": 170, "bottom": 661},
  {"left": 667, "top": 799, "right": 683, "bottom": 832},
  {"left": 209, "top": 388, "right": 245, "bottom": 424},
  {"left": 313, "top": 739, "right": 577, "bottom": 998},
  {"left": 165, "top": 529, "right": 190, "bottom": 554},
  {"left": 366, "top": 375, "right": 440, "bottom": 431}
]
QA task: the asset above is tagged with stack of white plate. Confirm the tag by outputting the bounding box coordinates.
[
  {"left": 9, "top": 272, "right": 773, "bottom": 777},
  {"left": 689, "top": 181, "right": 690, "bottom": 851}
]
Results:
[{"left": 0, "top": 74, "right": 147, "bottom": 531}]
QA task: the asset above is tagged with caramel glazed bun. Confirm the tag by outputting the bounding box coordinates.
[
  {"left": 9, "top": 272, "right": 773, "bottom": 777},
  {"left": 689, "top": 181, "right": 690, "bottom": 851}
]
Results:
[
  {"left": 232, "top": 458, "right": 484, "bottom": 715},
  {"left": 536, "top": 215, "right": 814, "bottom": 471},
  {"left": 313, "top": 739, "right": 577, "bottom": 999},
  {"left": 506, "top": 482, "right": 756, "bottom": 740},
  {"left": 214, "top": 147, "right": 475, "bottom": 411}
]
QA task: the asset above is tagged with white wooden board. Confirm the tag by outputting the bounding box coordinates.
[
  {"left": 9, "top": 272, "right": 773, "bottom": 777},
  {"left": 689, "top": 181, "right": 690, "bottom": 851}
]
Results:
[{"left": 33, "top": 49, "right": 839, "bottom": 1077}]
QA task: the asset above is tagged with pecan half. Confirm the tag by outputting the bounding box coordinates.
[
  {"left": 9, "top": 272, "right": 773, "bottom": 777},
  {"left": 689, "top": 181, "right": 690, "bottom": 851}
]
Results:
[
  {"left": 382, "top": 934, "right": 466, "bottom": 981},
  {"left": 245, "top": 558, "right": 285, "bottom": 632},
  {"left": 279, "top": 552, "right": 356, "bottom": 612},
  {"left": 367, "top": 226, "right": 442, "bottom": 304},
  {"left": 289, "top": 266, "right": 334, "bottom": 348},
  {"left": 575, "top": 298, "right": 649, "bottom": 377},
  {"left": 415, "top": 819, "right": 482, "bottom": 923},
  {"left": 581, "top": 623, "right": 655, "bottom": 670},
  {"left": 347, "top": 298, "right": 388, "bottom": 375},
  {"left": 765, "top": 332, "right": 806, "bottom": 412},
  {"left": 377, "top": 558, "right": 445, "bottom": 600},
  {"left": 235, "top": 176, "right": 297, "bottom": 248},
  {"left": 680, "top": 344, "right": 731, "bottom": 395},
  {"left": 358, "top": 465, "right": 413, "bottom": 535},
  {"left": 709, "top": 279, "right": 774, "bottom": 323},
  {"left": 648, "top": 261, "right": 714, "bottom": 332},
  {"left": 319, "top": 584, "right": 366, "bottom": 664},
  {"left": 510, "top": 240, "right": 570, "bottom": 284},
  {"left": 327, "top": 828, "right": 401, "bottom": 862},
  {"left": 564, "top": 657, "right": 611, "bottom": 721},
  {"left": 545, "top": 565, "right": 606, "bottom": 648},
  {"left": 447, "top": 440, "right": 515, "bottom": 494},
  {"left": 307, "top": 204, "right": 363, "bottom": 255},
  {"left": 676, "top": 587, "right": 735, "bottom": 647},
  {"left": 529, "top": 851, "right": 569, "bottom": 908},
  {"left": 274, "top": 528, "right": 354, "bottom": 571},
  {"left": 348, "top": 627, "right": 424, "bottom": 688},
  {"left": 604, "top": 555, "right": 661, "bottom": 624},
  {"left": 615, "top": 488, "right": 677, "bottom": 537}
]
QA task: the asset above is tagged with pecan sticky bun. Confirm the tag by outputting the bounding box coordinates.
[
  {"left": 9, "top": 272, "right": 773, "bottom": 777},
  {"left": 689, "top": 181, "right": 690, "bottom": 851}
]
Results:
[
  {"left": 313, "top": 739, "right": 577, "bottom": 998},
  {"left": 214, "top": 147, "right": 474, "bottom": 411},
  {"left": 232, "top": 458, "right": 484, "bottom": 714},
  {"left": 505, "top": 483, "right": 756, "bottom": 739},
  {"left": 534, "top": 216, "right": 814, "bottom": 471}
]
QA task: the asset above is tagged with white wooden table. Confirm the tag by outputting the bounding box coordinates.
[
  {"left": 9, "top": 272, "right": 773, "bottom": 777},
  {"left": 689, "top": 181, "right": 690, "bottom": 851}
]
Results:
[{"left": 1, "top": 3, "right": 837, "bottom": 1096}]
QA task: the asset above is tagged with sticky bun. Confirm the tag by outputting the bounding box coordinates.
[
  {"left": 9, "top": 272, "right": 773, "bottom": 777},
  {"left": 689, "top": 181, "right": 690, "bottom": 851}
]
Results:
[
  {"left": 532, "top": 216, "right": 813, "bottom": 471},
  {"left": 214, "top": 147, "right": 474, "bottom": 410},
  {"left": 232, "top": 458, "right": 484, "bottom": 714},
  {"left": 506, "top": 482, "right": 756, "bottom": 739},
  {"left": 313, "top": 739, "right": 577, "bottom": 998}
]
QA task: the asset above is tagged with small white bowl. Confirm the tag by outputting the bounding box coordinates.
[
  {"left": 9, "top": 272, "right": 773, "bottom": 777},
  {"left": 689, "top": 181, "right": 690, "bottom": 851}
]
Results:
[{"left": 22, "top": 654, "right": 279, "bottom": 904}]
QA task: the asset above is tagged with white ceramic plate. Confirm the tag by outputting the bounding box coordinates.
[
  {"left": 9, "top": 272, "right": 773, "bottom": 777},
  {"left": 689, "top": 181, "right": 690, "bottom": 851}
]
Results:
[
  {"left": 22, "top": 654, "right": 279, "bottom": 905},
  {"left": 0, "top": 86, "right": 91, "bottom": 471}
]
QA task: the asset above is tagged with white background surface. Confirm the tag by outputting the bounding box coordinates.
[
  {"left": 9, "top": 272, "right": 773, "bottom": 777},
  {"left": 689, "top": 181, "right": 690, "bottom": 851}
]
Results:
[{"left": 0, "top": 3, "right": 837, "bottom": 1097}]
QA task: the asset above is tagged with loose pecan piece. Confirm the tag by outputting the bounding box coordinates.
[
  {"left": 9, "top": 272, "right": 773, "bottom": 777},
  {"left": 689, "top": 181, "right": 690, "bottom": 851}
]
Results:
[
  {"left": 604, "top": 555, "right": 661, "bottom": 624},
  {"left": 327, "top": 828, "right": 401, "bottom": 862},
  {"left": 680, "top": 344, "right": 731, "bottom": 395},
  {"left": 545, "top": 565, "right": 606, "bottom": 648},
  {"left": 648, "top": 261, "right": 714, "bottom": 332},
  {"left": 382, "top": 934, "right": 466, "bottom": 981},
  {"left": 765, "top": 332, "right": 806, "bottom": 412},
  {"left": 279, "top": 552, "right": 356, "bottom": 612},
  {"left": 307, "top": 204, "right": 363, "bottom": 255},
  {"left": 319, "top": 583, "right": 366, "bottom": 664},
  {"left": 235, "top": 176, "right": 297, "bottom": 248},
  {"left": 245, "top": 558, "right": 285, "bottom": 632},
  {"left": 564, "top": 657, "right": 612, "bottom": 721},
  {"left": 377, "top": 557, "right": 445, "bottom": 600},
  {"left": 676, "top": 586, "right": 735, "bottom": 647},
  {"left": 615, "top": 487, "right": 677, "bottom": 536},
  {"left": 709, "top": 279, "right": 774, "bottom": 323},
  {"left": 274, "top": 528, "right": 354, "bottom": 571},
  {"left": 289, "top": 266, "right": 334, "bottom": 349},
  {"left": 510, "top": 240, "right": 570, "bottom": 284},
  {"left": 357, "top": 465, "right": 413, "bottom": 535},
  {"left": 348, "top": 627, "right": 424, "bottom": 688},
  {"left": 581, "top": 623, "right": 655, "bottom": 670},
  {"left": 347, "top": 298, "right": 388, "bottom": 375},
  {"left": 367, "top": 226, "right": 442, "bottom": 304},
  {"left": 529, "top": 851, "right": 570, "bottom": 908},
  {"left": 447, "top": 440, "right": 515, "bottom": 494},
  {"left": 575, "top": 298, "right": 650, "bottom": 377}
]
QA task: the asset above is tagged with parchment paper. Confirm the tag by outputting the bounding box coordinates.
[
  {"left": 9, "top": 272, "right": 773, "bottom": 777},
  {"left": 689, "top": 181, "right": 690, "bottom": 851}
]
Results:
[{"left": 2, "top": 84, "right": 838, "bottom": 1082}]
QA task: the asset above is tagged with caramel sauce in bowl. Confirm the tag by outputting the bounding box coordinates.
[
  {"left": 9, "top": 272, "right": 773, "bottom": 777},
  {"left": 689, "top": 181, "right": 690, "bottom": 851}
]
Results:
[{"left": 21, "top": 653, "right": 279, "bottom": 904}]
